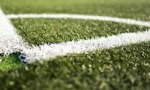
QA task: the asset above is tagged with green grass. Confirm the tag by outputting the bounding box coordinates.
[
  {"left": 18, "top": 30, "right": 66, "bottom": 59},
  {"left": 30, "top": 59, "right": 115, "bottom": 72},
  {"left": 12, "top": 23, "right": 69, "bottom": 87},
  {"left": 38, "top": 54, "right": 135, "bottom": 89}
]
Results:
[
  {"left": 0, "top": 54, "right": 21, "bottom": 71},
  {"left": 0, "top": 0, "right": 150, "bottom": 21},
  {"left": 12, "top": 18, "right": 149, "bottom": 45},
  {"left": 0, "top": 0, "right": 150, "bottom": 89},
  {"left": 0, "top": 42, "right": 149, "bottom": 90}
]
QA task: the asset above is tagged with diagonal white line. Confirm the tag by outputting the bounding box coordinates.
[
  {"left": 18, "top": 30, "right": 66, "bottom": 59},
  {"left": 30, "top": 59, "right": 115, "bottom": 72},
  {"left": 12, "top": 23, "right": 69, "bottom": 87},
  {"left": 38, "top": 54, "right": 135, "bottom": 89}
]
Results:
[
  {"left": 23, "top": 30, "right": 150, "bottom": 63},
  {"left": 7, "top": 14, "right": 150, "bottom": 27},
  {"left": 0, "top": 8, "right": 150, "bottom": 63},
  {"left": 0, "top": 8, "right": 26, "bottom": 55}
]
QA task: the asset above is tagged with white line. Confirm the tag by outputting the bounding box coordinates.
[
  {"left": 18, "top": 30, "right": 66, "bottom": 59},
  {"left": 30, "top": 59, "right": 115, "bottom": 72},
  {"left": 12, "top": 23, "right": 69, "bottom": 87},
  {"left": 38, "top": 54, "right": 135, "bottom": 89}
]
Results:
[
  {"left": 7, "top": 14, "right": 150, "bottom": 27},
  {"left": 0, "top": 8, "right": 26, "bottom": 55},
  {"left": 1, "top": 9, "right": 150, "bottom": 63},
  {"left": 22, "top": 30, "right": 150, "bottom": 63}
]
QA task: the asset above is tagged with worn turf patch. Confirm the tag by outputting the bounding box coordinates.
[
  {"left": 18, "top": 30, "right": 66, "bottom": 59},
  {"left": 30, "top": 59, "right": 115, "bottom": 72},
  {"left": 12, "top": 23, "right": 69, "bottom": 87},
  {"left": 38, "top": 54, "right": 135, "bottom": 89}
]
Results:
[
  {"left": 11, "top": 18, "right": 149, "bottom": 45},
  {"left": 0, "top": 41, "right": 149, "bottom": 90}
]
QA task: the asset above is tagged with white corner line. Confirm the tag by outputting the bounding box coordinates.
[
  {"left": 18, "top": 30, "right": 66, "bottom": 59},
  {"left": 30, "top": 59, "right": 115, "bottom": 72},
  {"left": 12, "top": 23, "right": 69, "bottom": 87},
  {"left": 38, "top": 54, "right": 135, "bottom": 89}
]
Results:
[
  {"left": 1, "top": 8, "right": 150, "bottom": 63},
  {"left": 0, "top": 8, "right": 26, "bottom": 55},
  {"left": 7, "top": 14, "right": 150, "bottom": 27},
  {"left": 23, "top": 30, "right": 150, "bottom": 63}
]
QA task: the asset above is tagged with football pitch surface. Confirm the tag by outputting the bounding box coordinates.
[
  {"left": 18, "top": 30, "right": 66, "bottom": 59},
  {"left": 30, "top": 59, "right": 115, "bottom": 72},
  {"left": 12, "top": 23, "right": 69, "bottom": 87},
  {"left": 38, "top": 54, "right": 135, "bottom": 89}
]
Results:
[{"left": 0, "top": 0, "right": 150, "bottom": 89}]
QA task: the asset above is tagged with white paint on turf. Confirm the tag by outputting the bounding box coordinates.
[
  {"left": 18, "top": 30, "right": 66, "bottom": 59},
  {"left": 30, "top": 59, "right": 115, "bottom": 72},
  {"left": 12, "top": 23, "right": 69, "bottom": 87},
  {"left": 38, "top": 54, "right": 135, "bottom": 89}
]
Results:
[
  {"left": 0, "top": 8, "right": 150, "bottom": 63},
  {"left": 0, "top": 8, "right": 26, "bottom": 55},
  {"left": 7, "top": 14, "right": 150, "bottom": 27},
  {"left": 22, "top": 30, "right": 150, "bottom": 63}
]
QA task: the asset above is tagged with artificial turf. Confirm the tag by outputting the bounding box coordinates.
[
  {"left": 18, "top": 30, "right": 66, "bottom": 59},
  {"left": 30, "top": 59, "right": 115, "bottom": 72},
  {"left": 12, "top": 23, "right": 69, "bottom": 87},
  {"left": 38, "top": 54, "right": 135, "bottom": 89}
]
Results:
[
  {"left": 11, "top": 18, "right": 149, "bottom": 45},
  {"left": 0, "top": 41, "right": 149, "bottom": 90},
  {"left": 0, "top": 0, "right": 150, "bottom": 21},
  {"left": 0, "top": 54, "right": 21, "bottom": 71},
  {"left": 0, "top": 0, "right": 150, "bottom": 89}
]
